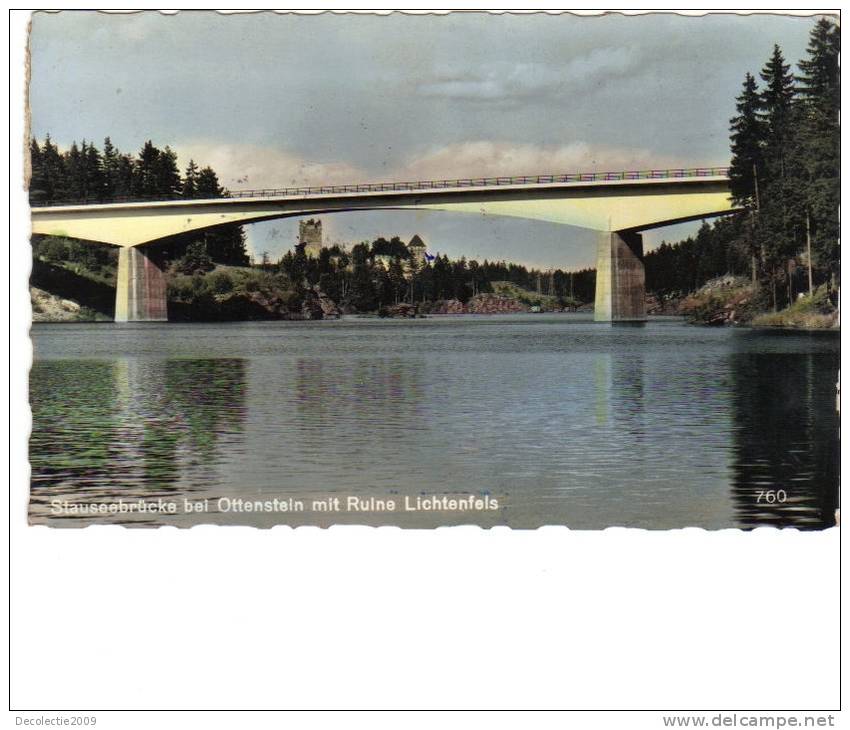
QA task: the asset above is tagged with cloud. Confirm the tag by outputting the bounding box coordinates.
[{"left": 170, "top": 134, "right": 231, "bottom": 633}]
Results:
[
  {"left": 51, "top": 128, "right": 690, "bottom": 194},
  {"left": 175, "top": 139, "right": 688, "bottom": 193},
  {"left": 174, "top": 142, "right": 365, "bottom": 190},
  {"left": 417, "top": 63, "right": 564, "bottom": 104},
  {"left": 561, "top": 46, "right": 637, "bottom": 85},
  {"left": 395, "top": 140, "right": 687, "bottom": 179},
  {"left": 177, "top": 138, "right": 698, "bottom": 265},
  {"left": 416, "top": 48, "right": 640, "bottom": 104}
]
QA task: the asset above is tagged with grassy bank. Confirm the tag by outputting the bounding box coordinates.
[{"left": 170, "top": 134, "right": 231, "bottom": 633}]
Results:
[
  {"left": 167, "top": 265, "right": 304, "bottom": 321},
  {"left": 490, "top": 280, "right": 581, "bottom": 310},
  {"left": 677, "top": 275, "right": 763, "bottom": 326},
  {"left": 751, "top": 286, "right": 839, "bottom": 329},
  {"left": 675, "top": 275, "right": 838, "bottom": 329}
]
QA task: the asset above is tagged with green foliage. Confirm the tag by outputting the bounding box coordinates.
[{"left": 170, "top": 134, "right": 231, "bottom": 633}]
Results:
[
  {"left": 729, "top": 73, "right": 764, "bottom": 208},
  {"left": 721, "top": 20, "right": 839, "bottom": 302},
  {"left": 371, "top": 236, "right": 410, "bottom": 259},
  {"left": 274, "top": 238, "right": 597, "bottom": 313},
  {"left": 175, "top": 241, "right": 215, "bottom": 275},
  {"left": 208, "top": 270, "right": 235, "bottom": 294},
  {"left": 792, "top": 18, "right": 840, "bottom": 280},
  {"left": 182, "top": 159, "right": 199, "bottom": 198},
  {"left": 751, "top": 285, "right": 837, "bottom": 328},
  {"left": 491, "top": 281, "right": 559, "bottom": 309},
  {"left": 29, "top": 136, "right": 251, "bottom": 268},
  {"left": 36, "top": 237, "right": 69, "bottom": 263},
  {"left": 165, "top": 266, "right": 300, "bottom": 321},
  {"left": 646, "top": 217, "right": 752, "bottom": 297}
]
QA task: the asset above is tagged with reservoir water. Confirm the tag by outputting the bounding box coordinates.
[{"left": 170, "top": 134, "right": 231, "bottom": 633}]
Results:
[{"left": 28, "top": 314, "right": 840, "bottom": 529}]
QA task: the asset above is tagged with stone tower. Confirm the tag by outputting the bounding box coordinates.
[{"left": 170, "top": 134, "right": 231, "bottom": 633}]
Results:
[
  {"left": 407, "top": 234, "right": 427, "bottom": 268},
  {"left": 299, "top": 219, "right": 323, "bottom": 258}
]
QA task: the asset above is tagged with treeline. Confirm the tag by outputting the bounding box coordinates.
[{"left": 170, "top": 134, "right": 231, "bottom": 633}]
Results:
[
  {"left": 727, "top": 18, "right": 839, "bottom": 305},
  {"left": 644, "top": 18, "right": 839, "bottom": 304},
  {"left": 29, "top": 136, "right": 249, "bottom": 266},
  {"left": 272, "top": 238, "right": 596, "bottom": 311},
  {"left": 645, "top": 217, "right": 753, "bottom": 298}
]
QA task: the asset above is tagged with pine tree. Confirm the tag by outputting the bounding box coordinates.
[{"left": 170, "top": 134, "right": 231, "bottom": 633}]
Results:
[
  {"left": 29, "top": 138, "right": 46, "bottom": 203},
  {"left": 797, "top": 18, "right": 840, "bottom": 112},
  {"left": 65, "top": 142, "right": 84, "bottom": 200},
  {"left": 182, "top": 159, "right": 199, "bottom": 198},
  {"left": 190, "top": 166, "right": 247, "bottom": 265},
  {"left": 196, "top": 167, "right": 223, "bottom": 198},
  {"left": 135, "top": 140, "right": 161, "bottom": 197},
  {"left": 84, "top": 141, "right": 105, "bottom": 201},
  {"left": 40, "top": 134, "right": 67, "bottom": 202},
  {"left": 153, "top": 145, "right": 181, "bottom": 197},
  {"left": 794, "top": 17, "right": 840, "bottom": 282},
  {"left": 114, "top": 154, "right": 136, "bottom": 198},
  {"left": 757, "top": 45, "right": 799, "bottom": 298},
  {"left": 760, "top": 45, "right": 796, "bottom": 144},
  {"left": 175, "top": 240, "right": 215, "bottom": 274},
  {"left": 101, "top": 137, "right": 118, "bottom": 200},
  {"left": 728, "top": 72, "right": 765, "bottom": 208},
  {"left": 388, "top": 258, "right": 406, "bottom": 303}
]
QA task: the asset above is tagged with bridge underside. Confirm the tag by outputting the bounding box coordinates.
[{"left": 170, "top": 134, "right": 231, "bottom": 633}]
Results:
[
  {"left": 30, "top": 178, "right": 736, "bottom": 323},
  {"left": 104, "top": 227, "right": 649, "bottom": 324}
]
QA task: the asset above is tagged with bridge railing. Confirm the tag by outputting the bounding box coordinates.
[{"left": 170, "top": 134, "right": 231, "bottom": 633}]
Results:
[{"left": 30, "top": 166, "right": 730, "bottom": 207}]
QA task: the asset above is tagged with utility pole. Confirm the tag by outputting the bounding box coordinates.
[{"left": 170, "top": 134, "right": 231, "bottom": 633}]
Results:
[
  {"left": 752, "top": 163, "right": 765, "bottom": 273},
  {"left": 750, "top": 210, "right": 758, "bottom": 286},
  {"left": 805, "top": 209, "right": 814, "bottom": 296},
  {"left": 753, "top": 163, "right": 761, "bottom": 212}
]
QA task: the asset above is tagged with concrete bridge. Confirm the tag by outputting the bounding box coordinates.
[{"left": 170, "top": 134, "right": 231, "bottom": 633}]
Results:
[{"left": 30, "top": 166, "right": 738, "bottom": 323}]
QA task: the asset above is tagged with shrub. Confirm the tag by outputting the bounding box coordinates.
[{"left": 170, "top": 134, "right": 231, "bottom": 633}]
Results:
[
  {"left": 209, "top": 271, "right": 235, "bottom": 294},
  {"left": 37, "top": 238, "right": 69, "bottom": 263},
  {"left": 175, "top": 241, "right": 215, "bottom": 275},
  {"left": 752, "top": 285, "right": 838, "bottom": 328}
]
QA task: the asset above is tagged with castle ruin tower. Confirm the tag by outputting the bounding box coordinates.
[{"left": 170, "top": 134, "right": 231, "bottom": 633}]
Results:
[
  {"left": 407, "top": 234, "right": 427, "bottom": 268},
  {"left": 299, "top": 219, "right": 323, "bottom": 258}
]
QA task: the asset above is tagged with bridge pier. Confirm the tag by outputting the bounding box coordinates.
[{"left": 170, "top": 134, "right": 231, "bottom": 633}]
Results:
[
  {"left": 594, "top": 230, "right": 647, "bottom": 322},
  {"left": 115, "top": 247, "right": 168, "bottom": 322}
]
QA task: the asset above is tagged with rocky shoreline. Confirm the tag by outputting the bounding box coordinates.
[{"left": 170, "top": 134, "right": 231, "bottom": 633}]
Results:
[
  {"left": 30, "top": 272, "right": 839, "bottom": 330},
  {"left": 672, "top": 275, "right": 839, "bottom": 329}
]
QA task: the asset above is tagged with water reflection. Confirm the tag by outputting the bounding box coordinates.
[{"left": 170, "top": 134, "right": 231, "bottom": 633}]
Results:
[
  {"left": 29, "top": 358, "right": 246, "bottom": 525},
  {"left": 611, "top": 352, "right": 646, "bottom": 434},
  {"left": 729, "top": 351, "right": 839, "bottom": 529},
  {"left": 28, "top": 318, "right": 840, "bottom": 529}
]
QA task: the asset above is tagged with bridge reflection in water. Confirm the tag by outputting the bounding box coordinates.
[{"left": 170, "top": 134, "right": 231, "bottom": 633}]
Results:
[
  {"left": 729, "top": 350, "right": 839, "bottom": 528},
  {"left": 28, "top": 319, "right": 839, "bottom": 529}
]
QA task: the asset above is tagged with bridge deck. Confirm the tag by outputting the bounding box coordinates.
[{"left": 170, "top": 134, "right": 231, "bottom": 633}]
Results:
[{"left": 31, "top": 166, "right": 730, "bottom": 212}]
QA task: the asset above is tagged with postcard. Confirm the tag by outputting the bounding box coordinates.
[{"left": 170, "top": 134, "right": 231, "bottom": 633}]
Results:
[{"left": 26, "top": 10, "right": 840, "bottom": 529}]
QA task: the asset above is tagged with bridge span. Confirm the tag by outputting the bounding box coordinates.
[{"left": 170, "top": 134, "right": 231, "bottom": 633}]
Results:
[{"left": 30, "top": 166, "right": 739, "bottom": 323}]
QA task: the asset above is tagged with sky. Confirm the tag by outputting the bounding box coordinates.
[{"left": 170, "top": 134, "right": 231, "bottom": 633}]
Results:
[{"left": 28, "top": 10, "right": 827, "bottom": 268}]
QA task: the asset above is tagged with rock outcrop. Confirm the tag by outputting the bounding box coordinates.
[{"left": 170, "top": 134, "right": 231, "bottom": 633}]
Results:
[
  {"left": 379, "top": 302, "right": 419, "bottom": 318},
  {"left": 422, "top": 294, "right": 529, "bottom": 315},
  {"left": 467, "top": 293, "right": 529, "bottom": 314},
  {"left": 678, "top": 276, "right": 757, "bottom": 326},
  {"left": 31, "top": 287, "right": 89, "bottom": 321}
]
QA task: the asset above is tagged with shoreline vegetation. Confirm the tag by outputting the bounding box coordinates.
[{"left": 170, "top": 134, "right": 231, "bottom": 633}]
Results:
[
  {"left": 29, "top": 240, "right": 595, "bottom": 324},
  {"left": 30, "top": 244, "right": 837, "bottom": 330},
  {"left": 676, "top": 275, "right": 838, "bottom": 329}
]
